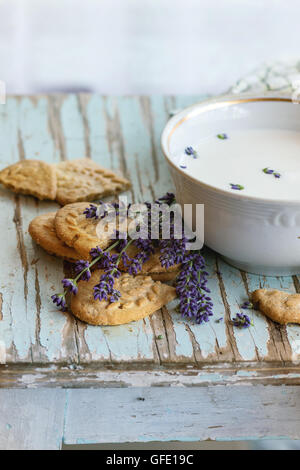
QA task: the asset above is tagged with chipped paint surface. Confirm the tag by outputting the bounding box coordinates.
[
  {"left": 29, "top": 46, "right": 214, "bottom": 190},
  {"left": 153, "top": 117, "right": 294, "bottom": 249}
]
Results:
[
  {"left": 0, "top": 95, "right": 300, "bottom": 383},
  {"left": 0, "top": 341, "right": 6, "bottom": 364},
  {"left": 1, "top": 95, "right": 300, "bottom": 449}
]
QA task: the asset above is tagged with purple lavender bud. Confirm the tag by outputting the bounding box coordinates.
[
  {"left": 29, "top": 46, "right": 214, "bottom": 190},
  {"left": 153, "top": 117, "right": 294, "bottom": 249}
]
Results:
[
  {"left": 184, "top": 147, "right": 197, "bottom": 158},
  {"left": 241, "top": 301, "right": 253, "bottom": 310},
  {"left": 90, "top": 246, "right": 104, "bottom": 260},
  {"left": 217, "top": 133, "right": 228, "bottom": 140},
  {"left": 51, "top": 293, "right": 67, "bottom": 311},
  {"left": 230, "top": 184, "right": 244, "bottom": 191},
  {"left": 185, "top": 146, "right": 195, "bottom": 155},
  {"left": 155, "top": 192, "right": 176, "bottom": 206},
  {"left": 232, "top": 313, "right": 252, "bottom": 328},
  {"left": 62, "top": 278, "right": 78, "bottom": 295},
  {"left": 263, "top": 167, "right": 274, "bottom": 174},
  {"left": 75, "top": 260, "right": 91, "bottom": 281},
  {"left": 175, "top": 251, "right": 213, "bottom": 324},
  {"left": 110, "top": 289, "right": 121, "bottom": 303},
  {"left": 83, "top": 203, "right": 100, "bottom": 219}
]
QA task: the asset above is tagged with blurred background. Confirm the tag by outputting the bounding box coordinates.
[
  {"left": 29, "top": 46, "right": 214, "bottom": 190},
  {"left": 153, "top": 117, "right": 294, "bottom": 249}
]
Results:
[{"left": 1, "top": 0, "right": 300, "bottom": 95}]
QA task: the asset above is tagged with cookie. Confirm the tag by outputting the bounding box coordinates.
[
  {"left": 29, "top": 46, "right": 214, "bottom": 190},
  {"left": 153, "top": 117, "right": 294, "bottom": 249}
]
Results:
[
  {"left": 0, "top": 159, "right": 57, "bottom": 200},
  {"left": 55, "top": 158, "right": 131, "bottom": 205},
  {"left": 70, "top": 270, "right": 176, "bottom": 325},
  {"left": 54, "top": 202, "right": 124, "bottom": 259},
  {"left": 28, "top": 212, "right": 82, "bottom": 261},
  {"left": 251, "top": 288, "right": 300, "bottom": 325}
]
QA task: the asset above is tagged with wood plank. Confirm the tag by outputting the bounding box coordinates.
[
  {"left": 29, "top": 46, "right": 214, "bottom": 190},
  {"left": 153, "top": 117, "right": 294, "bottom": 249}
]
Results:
[
  {"left": 64, "top": 386, "right": 300, "bottom": 443},
  {"left": 0, "top": 94, "right": 300, "bottom": 371},
  {"left": 17, "top": 96, "right": 78, "bottom": 363},
  {"left": 2, "top": 364, "right": 300, "bottom": 389},
  {"left": 0, "top": 389, "right": 65, "bottom": 450},
  {"left": 79, "top": 95, "right": 158, "bottom": 364}
]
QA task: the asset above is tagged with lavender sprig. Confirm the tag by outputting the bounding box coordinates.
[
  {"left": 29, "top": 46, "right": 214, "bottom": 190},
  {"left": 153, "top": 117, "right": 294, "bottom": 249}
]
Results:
[
  {"left": 230, "top": 183, "right": 244, "bottom": 191},
  {"left": 241, "top": 301, "right": 253, "bottom": 310},
  {"left": 175, "top": 251, "right": 213, "bottom": 324},
  {"left": 232, "top": 313, "right": 253, "bottom": 328},
  {"left": 155, "top": 192, "right": 175, "bottom": 206},
  {"left": 51, "top": 240, "right": 120, "bottom": 311},
  {"left": 52, "top": 193, "right": 214, "bottom": 325},
  {"left": 217, "top": 133, "right": 228, "bottom": 140},
  {"left": 263, "top": 167, "right": 274, "bottom": 175},
  {"left": 263, "top": 168, "right": 281, "bottom": 179},
  {"left": 51, "top": 293, "right": 67, "bottom": 312},
  {"left": 184, "top": 146, "right": 197, "bottom": 158}
]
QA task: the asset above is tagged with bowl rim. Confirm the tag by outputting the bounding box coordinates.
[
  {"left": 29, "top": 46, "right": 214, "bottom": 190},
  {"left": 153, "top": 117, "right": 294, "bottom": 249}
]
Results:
[{"left": 161, "top": 93, "right": 300, "bottom": 206}]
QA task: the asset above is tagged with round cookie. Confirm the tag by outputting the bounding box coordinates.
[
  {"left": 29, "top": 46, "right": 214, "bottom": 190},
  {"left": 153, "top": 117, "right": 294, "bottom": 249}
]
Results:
[
  {"left": 29, "top": 212, "right": 82, "bottom": 261},
  {"left": 55, "top": 158, "right": 131, "bottom": 206},
  {"left": 0, "top": 159, "right": 57, "bottom": 200},
  {"left": 54, "top": 202, "right": 130, "bottom": 260},
  {"left": 71, "top": 270, "right": 176, "bottom": 325}
]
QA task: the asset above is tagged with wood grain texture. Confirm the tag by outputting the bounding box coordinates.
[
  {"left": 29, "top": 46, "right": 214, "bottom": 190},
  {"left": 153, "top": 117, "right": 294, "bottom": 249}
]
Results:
[
  {"left": 64, "top": 386, "right": 300, "bottom": 443},
  {"left": 0, "top": 94, "right": 300, "bottom": 386},
  {"left": 0, "top": 389, "right": 66, "bottom": 450}
]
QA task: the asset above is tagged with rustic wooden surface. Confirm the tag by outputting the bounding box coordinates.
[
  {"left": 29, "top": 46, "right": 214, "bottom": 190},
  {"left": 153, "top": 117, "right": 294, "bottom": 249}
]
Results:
[
  {"left": 1, "top": 94, "right": 300, "bottom": 449},
  {"left": 0, "top": 94, "right": 300, "bottom": 384}
]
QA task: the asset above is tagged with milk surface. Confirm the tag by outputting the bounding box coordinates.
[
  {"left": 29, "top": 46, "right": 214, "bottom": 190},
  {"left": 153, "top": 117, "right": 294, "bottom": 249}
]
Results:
[{"left": 176, "top": 129, "right": 300, "bottom": 200}]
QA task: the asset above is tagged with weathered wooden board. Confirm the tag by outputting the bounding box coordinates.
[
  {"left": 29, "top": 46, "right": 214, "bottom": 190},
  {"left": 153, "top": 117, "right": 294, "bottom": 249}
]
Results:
[
  {"left": 0, "top": 95, "right": 300, "bottom": 387},
  {"left": 0, "top": 388, "right": 66, "bottom": 450},
  {"left": 2, "top": 384, "right": 300, "bottom": 449},
  {"left": 63, "top": 386, "right": 300, "bottom": 443}
]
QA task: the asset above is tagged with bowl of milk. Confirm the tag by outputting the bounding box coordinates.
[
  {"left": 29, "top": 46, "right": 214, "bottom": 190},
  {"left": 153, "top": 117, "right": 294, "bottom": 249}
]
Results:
[{"left": 161, "top": 94, "right": 300, "bottom": 276}]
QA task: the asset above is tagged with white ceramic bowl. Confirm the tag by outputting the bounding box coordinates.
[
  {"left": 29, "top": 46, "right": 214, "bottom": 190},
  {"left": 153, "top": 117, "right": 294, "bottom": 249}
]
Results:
[{"left": 161, "top": 94, "right": 300, "bottom": 276}]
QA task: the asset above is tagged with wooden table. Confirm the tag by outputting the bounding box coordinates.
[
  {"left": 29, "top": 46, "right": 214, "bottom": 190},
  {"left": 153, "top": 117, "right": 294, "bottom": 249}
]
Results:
[{"left": 1, "top": 94, "right": 300, "bottom": 450}]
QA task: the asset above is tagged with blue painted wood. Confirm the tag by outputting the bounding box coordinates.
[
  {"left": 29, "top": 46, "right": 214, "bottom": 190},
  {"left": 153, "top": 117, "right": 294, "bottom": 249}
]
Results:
[{"left": 0, "top": 94, "right": 299, "bottom": 374}]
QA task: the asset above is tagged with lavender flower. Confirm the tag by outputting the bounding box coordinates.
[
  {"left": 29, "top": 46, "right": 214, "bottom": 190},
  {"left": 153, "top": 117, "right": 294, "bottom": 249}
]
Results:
[
  {"left": 90, "top": 246, "right": 104, "bottom": 260},
  {"left": 217, "top": 133, "right": 228, "bottom": 140},
  {"left": 62, "top": 278, "right": 78, "bottom": 295},
  {"left": 263, "top": 167, "right": 274, "bottom": 174},
  {"left": 75, "top": 260, "right": 91, "bottom": 281},
  {"left": 155, "top": 192, "right": 175, "bottom": 206},
  {"left": 175, "top": 251, "right": 213, "bottom": 324},
  {"left": 232, "top": 313, "right": 253, "bottom": 328},
  {"left": 230, "top": 183, "right": 244, "bottom": 191},
  {"left": 51, "top": 293, "right": 67, "bottom": 311},
  {"left": 241, "top": 301, "right": 253, "bottom": 310},
  {"left": 93, "top": 271, "right": 121, "bottom": 303},
  {"left": 83, "top": 202, "right": 111, "bottom": 220},
  {"left": 98, "top": 252, "right": 119, "bottom": 270},
  {"left": 263, "top": 168, "right": 281, "bottom": 179},
  {"left": 159, "top": 237, "right": 187, "bottom": 268},
  {"left": 184, "top": 147, "right": 197, "bottom": 158}
]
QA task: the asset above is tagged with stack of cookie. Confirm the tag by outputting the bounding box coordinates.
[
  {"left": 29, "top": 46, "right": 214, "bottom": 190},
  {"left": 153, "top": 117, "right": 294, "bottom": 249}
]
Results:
[
  {"left": 0, "top": 158, "right": 131, "bottom": 204},
  {"left": 29, "top": 202, "right": 178, "bottom": 325}
]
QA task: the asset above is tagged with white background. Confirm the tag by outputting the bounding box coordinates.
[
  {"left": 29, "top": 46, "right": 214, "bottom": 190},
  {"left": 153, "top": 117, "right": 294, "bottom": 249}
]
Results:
[{"left": 0, "top": 0, "right": 299, "bottom": 95}]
